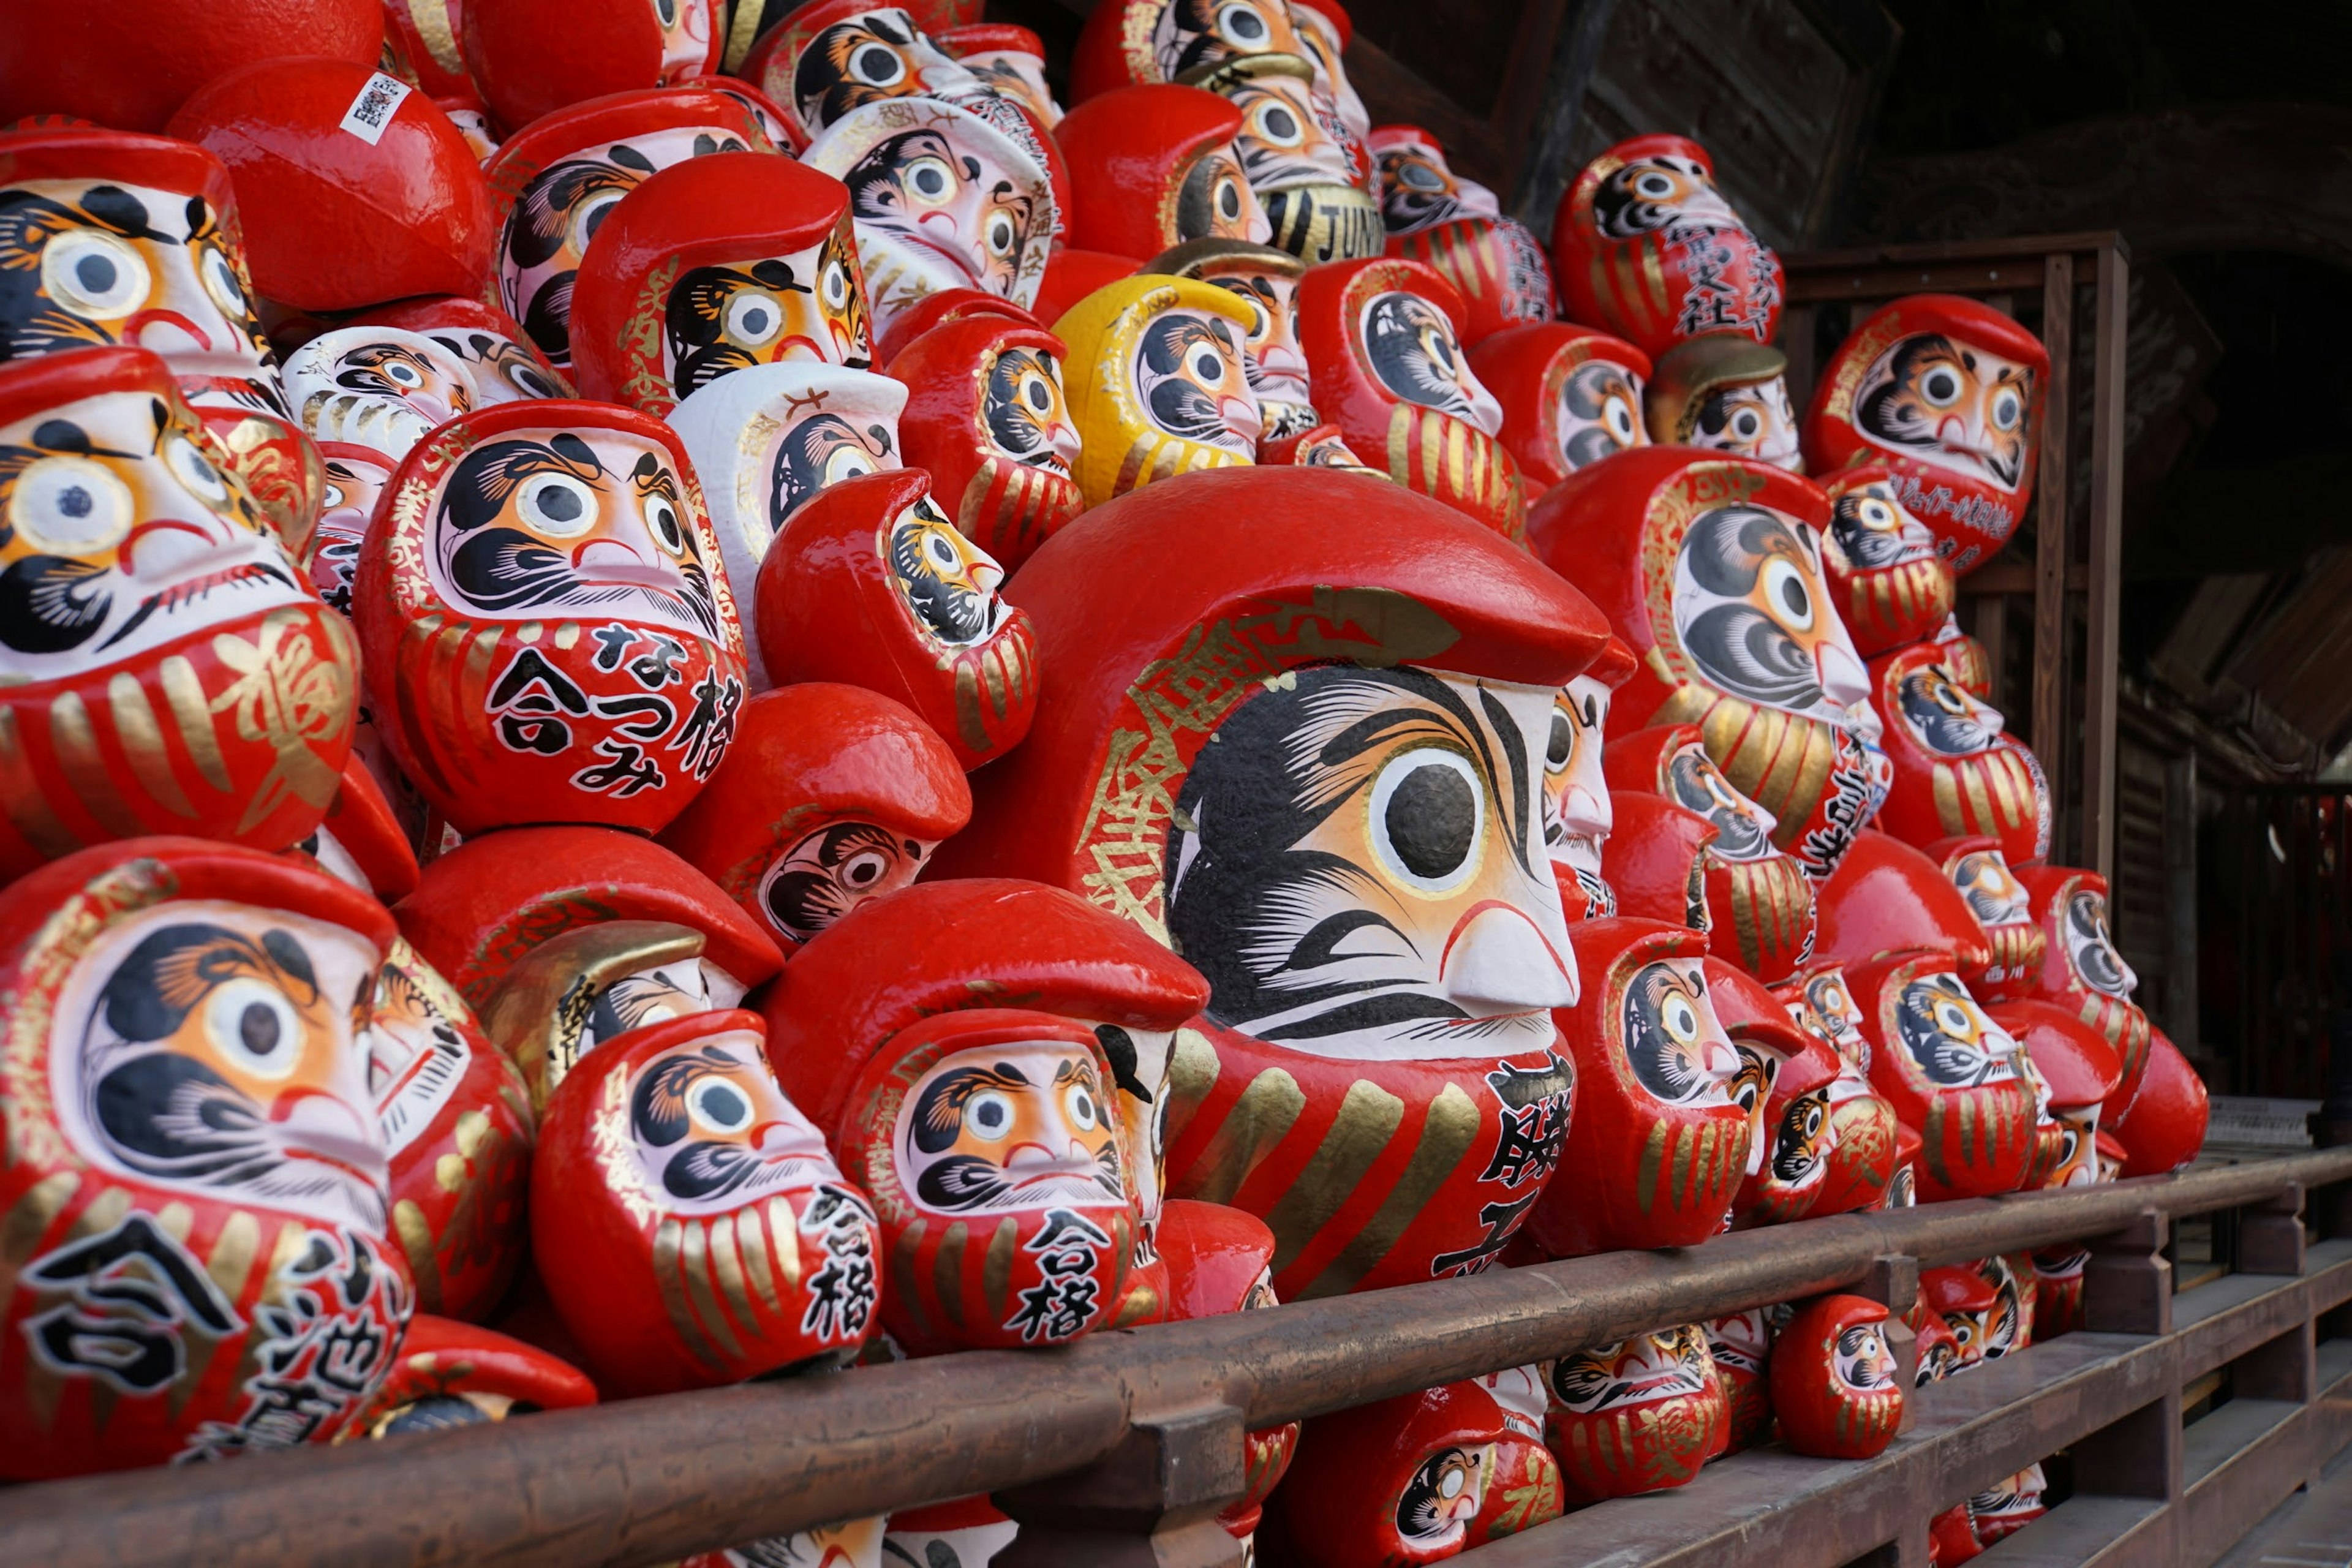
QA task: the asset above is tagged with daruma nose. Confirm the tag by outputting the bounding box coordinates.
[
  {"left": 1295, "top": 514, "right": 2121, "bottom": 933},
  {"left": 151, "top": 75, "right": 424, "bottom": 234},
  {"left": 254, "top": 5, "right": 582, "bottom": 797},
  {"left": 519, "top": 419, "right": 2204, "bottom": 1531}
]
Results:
[{"left": 1440, "top": 900, "right": 1576, "bottom": 1014}]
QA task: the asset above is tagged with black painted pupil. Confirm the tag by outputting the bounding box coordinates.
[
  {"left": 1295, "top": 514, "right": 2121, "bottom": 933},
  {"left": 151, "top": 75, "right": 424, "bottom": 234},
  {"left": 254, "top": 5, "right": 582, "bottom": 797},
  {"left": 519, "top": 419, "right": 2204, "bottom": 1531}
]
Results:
[
  {"left": 1928, "top": 371, "right": 1958, "bottom": 399},
  {"left": 742, "top": 306, "right": 771, "bottom": 334},
  {"left": 586, "top": 203, "right": 615, "bottom": 241},
  {"left": 59, "top": 485, "right": 92, "bottom": 519},
  {"left": 1265, "top": 107, "right": 1297, "bottom": 139},
  {"left": 1218, "top": 182, "right": 1240, "bottom": 217},
  {"left": 701, "top": 1083, "right": 748, "bottom": 1126},
  {"left": 1229, "top": 8, "right": 1265, "bottom": 38},
  {"left": 1387, "top": 762, "right": 1475, "bottom": 879},
  {"left": 847, "top": 858, "right": 880, "bottom": 884},
  {"left": 240, "top": 1003, "right": 281, "bottom": 1057},
  {"left": 1074, "top": 1091, "right": 1094, "bottom": 1120},
  {"left": 1640, "top": 175, "right": 1672, "bottom": 195},
  {"left": 537, "top": 486, "right": 583, "bottom": 522},
  {"left": 974, "top": 1100, "right": 1007, "bottom": 1131},
  {"left": 1547, "top": 712, "right": 1572, "bottom": 768},
  {"left": 75, "top": 254, "right": 117, "bottom": 293},
  {"left": 856, "top": 45, "right": 898, "bottom": 80},
  {"left": 916, "top": 168, "right": 946, "bottom": 195},
  {"left": 1025, "top": 380, "right": 1049, "bottom": 410},
  {"left": 1779, "top": 577, "right": 1808, "bottom": 616}
]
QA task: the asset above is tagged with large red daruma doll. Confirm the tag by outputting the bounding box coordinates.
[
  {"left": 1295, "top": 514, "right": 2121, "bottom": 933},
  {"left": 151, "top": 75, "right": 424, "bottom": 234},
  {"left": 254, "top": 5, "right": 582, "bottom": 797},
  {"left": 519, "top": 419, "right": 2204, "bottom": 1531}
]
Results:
[
  {"left": 0, "top": 840, "right": 407, "bottom": 1478},
  {"left": 0, "top": 349, "right": 358, "bottom": 881},
  {"left": 352, "top": 399, "right": 748, "bottom": 837},
  {"left": 1550, "top": 134, "right": 1782, "bottom": 360},
  {"left": 1297, "top": 257, "right": 1526, "bottom": 541},
  {"left": 1531, "top": 448, "right": 1879, "bottom": 884},
  {"left": 939, "top": 465, "right": 1603, "bottom": 1297},
  {"left": 1803, "top": 294, "right": 2050, "bottom": 574}
]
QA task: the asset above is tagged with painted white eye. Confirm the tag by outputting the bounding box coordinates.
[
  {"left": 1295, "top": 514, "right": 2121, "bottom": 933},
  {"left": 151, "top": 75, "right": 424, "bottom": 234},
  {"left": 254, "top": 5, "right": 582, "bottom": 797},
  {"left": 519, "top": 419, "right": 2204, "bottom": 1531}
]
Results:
[
  {"left": 840, "top": 847, "right": 891, "bottom": 888},
  {"left": 1547, "top": 707, "right": 1573, "bottom": 771},
  {"left": 1934, "top": 997, "right": 1975, "bottom": 1038},
  {"left": 850, "top": 40, "right": 907, "bottom": 85},
  {"left": 984, "top": 211, "right": 1017, "bottom": 258},
  {"left": 1438, "top": 1464, "right": 1467, "bottom": 1500},
  {"left": 725, "top": 289, "right": 784, "bottom": 347},
  {"left": 1215, "top": 1, "right": 1270, "bottom": 44},
  {"left": 687, "top": 1074, "right": 756, "bottom": 1135},
  {"left": 570, "top": 190, "right": 627, "bottom": 254},
  {"left": 823, "top": 442, "right": 878, "bottom": 485},
  {"left": 821, "top": 258, "right": 851, "bottom": 311},
  {"left": 165, "top": 434, "right": 232, "bottom": 506},
  {"left": 1188, "top": 344, "right": 1226, "bottom": 383},
  {"left": 644, "top": 494, "right": 687, "bottom": 555},
  {"left": 654, "top": 0, "right": 679, "bottom": 24},
  {"left": 922, "top": 529, "right": 962, "bottom": 572},
  {"left": 1063, "top": 1082, "right": 1099, "bottom": 1131},
  {"left": 1931, "top": 679, "right": 1969, "bottom": 715},
  {"left": 1662, "top": 992, "right": 1700, "bottom": 1044},
  {"left": 1252, "top": 100, "right": 1303, "bottom": 147},
  {"left": 1728, "top": 406, "right": 1762, "bottom": 440},
  {"left": 905, "top": 156, "right": 955, "bottom": 203},
  {"left": 1860, "top": 498, "right": 1894, "bottom": 530},
  {"left": 1604, "top": 392, "right": 1636, "bottom": 442},
  {"left": 205, "top": 978, "right": 303, "bottom": 1081},
  {"left": 1635, "top": 170, "right": 1676, "bottom": 198},
  {"left": 1989, "top": 385, "right": 2023, "bottom": 431},
  {"left": 1368, "top": 745, "right": 1483, "bottom": 896},
  {"left": 518, "top": 472, "right": 598, "bottom": 537},
  {"left": 1398, "top": 159, "right": 1446, "bottom": 192},
  {"left": 1020, "top": 371, "right": 1054, "bottom": 412},
  {"left": 966, "top": 1089, "right": 1014, "bottom": 1139},
  {"left": 9, "top": 456, "right": 133, "bottom": 556},
  {"left": 505, "top": 362, "right": 560, "bottom": 399},
  {"left": 42, "top": 229, "right": 150, "bottom": 319},
  {"left": 1760, "top": 557, "right": 1815, "bottom": 631},
  {"left": 320, "top": 481, "right": 347, "bottom": 511},
  {"left": 1920, "top": 365, "right": 1964, "bottom": 407},
  {"left": 199, "top": 246, "right": 249, "bottom": 320}
]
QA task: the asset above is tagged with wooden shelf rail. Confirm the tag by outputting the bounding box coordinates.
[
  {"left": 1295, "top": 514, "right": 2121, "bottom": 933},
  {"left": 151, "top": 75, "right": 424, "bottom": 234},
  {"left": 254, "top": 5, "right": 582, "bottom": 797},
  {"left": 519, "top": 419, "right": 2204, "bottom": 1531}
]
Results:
[{"left": 0, "top": 1148, "right": 2345, "bottom": 1568}]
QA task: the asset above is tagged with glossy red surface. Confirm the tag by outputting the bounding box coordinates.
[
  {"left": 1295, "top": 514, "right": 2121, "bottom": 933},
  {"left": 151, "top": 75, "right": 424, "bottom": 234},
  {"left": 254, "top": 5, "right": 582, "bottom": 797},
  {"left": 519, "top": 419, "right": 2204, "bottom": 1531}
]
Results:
[
  {"left": 1469, "top": 322, "right": 1653, "bottom": 494},
  {"left": 1770, "top": 1294, "right": 1904, "bottom": 1460},
  {"left": 1275, "top": 1381, "right": 1521, "bottom": 1567},
  {"left": 1033, "top": 245, "right": 1141, "bottom": 326},
  {"left": 2108, "top": 1025, "right": 2209, "bottom": 1175},
  {"left": 1054, "top": 84, "right": 1247, "bottom": 262},
  {"left": 0, "top": 0, "right": 382, "bottom": 132},
  {"left": 464, "top": 0, "right": 718, "bottom": 134},
  {"left": 1814, "top": 830, "right": 1994, "bottom": 973},
  {"left": 169, "top": 58, "right": 493, "bottom": 311}
]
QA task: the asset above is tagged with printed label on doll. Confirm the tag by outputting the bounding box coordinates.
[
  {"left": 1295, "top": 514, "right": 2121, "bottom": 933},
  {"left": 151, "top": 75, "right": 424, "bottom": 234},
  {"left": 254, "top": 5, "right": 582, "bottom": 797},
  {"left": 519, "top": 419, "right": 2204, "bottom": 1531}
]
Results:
[{"left": 339, "top": 73, "right": 414, "bottom": 145}]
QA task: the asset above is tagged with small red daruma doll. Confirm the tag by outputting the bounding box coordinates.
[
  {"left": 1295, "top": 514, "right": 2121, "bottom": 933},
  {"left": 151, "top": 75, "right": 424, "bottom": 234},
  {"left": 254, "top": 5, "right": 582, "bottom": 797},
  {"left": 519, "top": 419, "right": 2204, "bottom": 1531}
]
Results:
[
  {"left": 1470, "top": 323, "right": 1652, "bottom": 495},
  {"left": 1528, "top": 918, "right": 1744, "bottom": 1257},
  {"left": 1928, "top": 835, "right": 2046, "bottom": 1004},
  {"left": 658, "top": 683, "right": 971, "bottom": 954},
  {"left": 1866, "top": 641, "right": 2051, "bottom": 867},
  {"left": 1159, "top": 1200, "right": 1299, "bottom": 1550},
  {"left": 2019, "top": 863, "right": 2152, "bottom": 1102},
  {"left": 0, "top": 348, "right": 359, "bottom": 881},
  {"left": 353, "top": 399, "right": 748, "bottom": 837},
  {"left": 1054, "top": 83, "right": 1270, "bottom": 262},
  {"left": 1821, "top": 464, "right": 1953, "bottom": 657},
  {"left": 1550, "top": 134, "right": 1782, "bottom": 359},
  {"left": 1371, "top": 124, "right": 1553, "bottom": 344},
  {"left": 1297, "top": 255, "right": 1525, "bottom": 540},
  {"left": 887, "top": 292, "right": 1085, "bottom": 570},
  {"left": 1276, "top": 1380, "right": 1516, "bottom": 1568},
  {"left": 1704, "top": 1309, "right": 1773, "bottom": 1456},
  {"left": 1546, "top": 1325, "right": 1727, "bottom": 1502},
  {"left": 1770, "top": 1294, "right": 1904, "bottom": 1460},
  {"left": 1777, "top": 961, "right": 1903, "bottom": 1216},
  {"left": 568, "top": 149, "right": 874, "bottom": 416},
  {"left": 0, "top": 839, "right": 409, "bottom": 1477},
  {"left": 531, "top": 1009, "right": 882, "bottom": 1396},
  {"left": 1802, "top": 293, "right": 2050, "bottom": 575},
  {"left": 753, "top": 467, "right": 1036, "bottom": 769},
  {"left": 1708, "top": 959, "right": 1844, "bottom": 1227}
]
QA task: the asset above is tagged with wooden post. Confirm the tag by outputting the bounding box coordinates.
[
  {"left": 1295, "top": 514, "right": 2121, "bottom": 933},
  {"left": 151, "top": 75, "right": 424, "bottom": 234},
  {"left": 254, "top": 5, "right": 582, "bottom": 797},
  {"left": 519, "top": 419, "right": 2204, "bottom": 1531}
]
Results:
[
  {"left": 2082, "top": 241, "right": 2131, "bottom": 883},
  {"left": 1854, "top": 1253, "right": 1920, "bottom": 1433},
  {"left": 2031, "top": 251, "right": 2075, "bottom": 822},
  {"left": 2240, "top": 1184, "right": 2307, "bottom": 1276},
  {"left": 2071, "top": 1212, "right": 2182, "bottom": 1508},
  {"left": 993, "top": 1406, "right": 1252, "bottom": 1568}
]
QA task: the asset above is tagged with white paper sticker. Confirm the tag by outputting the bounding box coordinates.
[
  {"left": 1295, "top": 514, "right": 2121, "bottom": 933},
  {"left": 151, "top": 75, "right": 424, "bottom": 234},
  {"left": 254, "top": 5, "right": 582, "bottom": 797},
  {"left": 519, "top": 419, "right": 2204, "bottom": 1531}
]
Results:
[{"left": 338, "top": 72, "right": 413, "bottom": 146}]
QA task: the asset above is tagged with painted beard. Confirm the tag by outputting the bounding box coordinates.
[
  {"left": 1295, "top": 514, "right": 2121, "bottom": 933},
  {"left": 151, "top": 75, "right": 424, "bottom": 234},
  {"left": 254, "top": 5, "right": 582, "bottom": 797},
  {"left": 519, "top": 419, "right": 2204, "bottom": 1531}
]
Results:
[
  {"left": 1361, "top": 291, "right": 1490, "bottom": 431},
  {"left": 1671, "top": 502, "right": 1860, "bottom": 725},
  {"left": 1163, "top": 663, "right": 1569, "bottom": 1061},
  {"left": 768, "top": 413, "right": 894, "bottom": 527},
  {"left": 72, "top": 915, "right": 386, "bottom": 1235},
  {"left": 1858, "top": 332, "right": 2030, "bottom": 491},
  {"left": 757, "top": 820, "right": 924, "bottom": 945},
  {"left": 980, "top": 346, "right": 1074, "bottom": 476},
  {"left": 1395, "top": 1445, "right": 1488, "bottom": 1546},
  {"left": 434, "top": 432, "right": 720, "bottom": 639},
  {"left": 887, "top": 504, "right": 1005, "bottom": 645},
  {"left": 1558, "top": 360, "right": 1645, "bottom": 470},
  {"left": 288, "top": 336, "right": 475, "bottom": 458}
]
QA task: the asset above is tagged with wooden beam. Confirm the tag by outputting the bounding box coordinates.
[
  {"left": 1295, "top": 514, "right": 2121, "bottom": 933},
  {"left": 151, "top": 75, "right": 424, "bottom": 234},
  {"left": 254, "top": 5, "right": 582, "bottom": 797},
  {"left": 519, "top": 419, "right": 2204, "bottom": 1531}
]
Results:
[
  {"left": 2034, "top": 251, "right": 2076, "bottom": 812},
  {"left": 1506, "top": 0, "right": 1621, "bottom": 231},
  {"left": 2084, "top": 241, "right": 2132, "bottom": 882}
]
